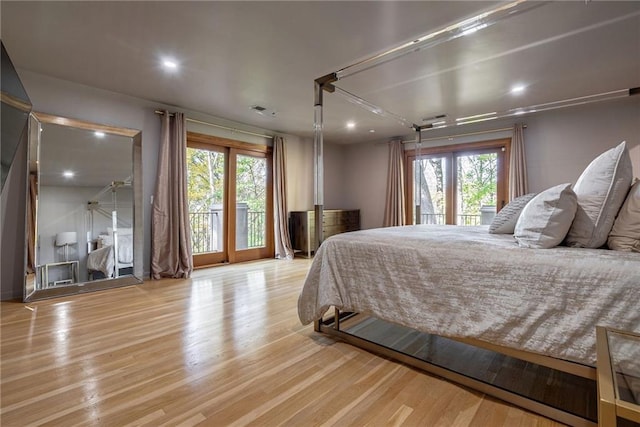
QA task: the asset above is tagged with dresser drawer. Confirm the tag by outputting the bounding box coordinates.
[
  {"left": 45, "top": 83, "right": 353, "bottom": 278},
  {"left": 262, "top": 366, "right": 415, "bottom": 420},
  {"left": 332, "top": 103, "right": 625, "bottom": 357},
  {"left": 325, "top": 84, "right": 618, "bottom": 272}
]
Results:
[{"left": 289, "top": 209, "right": 360, "bottom": 257}]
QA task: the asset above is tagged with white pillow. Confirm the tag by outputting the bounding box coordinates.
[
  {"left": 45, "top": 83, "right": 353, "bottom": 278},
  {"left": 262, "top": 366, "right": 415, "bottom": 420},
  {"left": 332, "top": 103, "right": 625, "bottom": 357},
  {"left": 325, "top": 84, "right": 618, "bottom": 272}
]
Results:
[
  {"left": 565, "top": 141, "right": 632, "bottom": 248},
  {"left": 514, "top": 183, "right": 577, "bottom": 249},
  {"left": 607, "top": 179, "right": 640, "bottom": 251},
  {"left": 489, "top": 193, "right": 537, "bottom": 234}
]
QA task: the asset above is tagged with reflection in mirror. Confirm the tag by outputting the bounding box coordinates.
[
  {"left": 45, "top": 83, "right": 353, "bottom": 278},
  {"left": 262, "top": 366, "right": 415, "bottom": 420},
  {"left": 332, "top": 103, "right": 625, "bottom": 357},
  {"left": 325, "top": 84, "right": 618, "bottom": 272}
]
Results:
[{"left": 25, "top": 113, "right": 142, "bottom": 301}]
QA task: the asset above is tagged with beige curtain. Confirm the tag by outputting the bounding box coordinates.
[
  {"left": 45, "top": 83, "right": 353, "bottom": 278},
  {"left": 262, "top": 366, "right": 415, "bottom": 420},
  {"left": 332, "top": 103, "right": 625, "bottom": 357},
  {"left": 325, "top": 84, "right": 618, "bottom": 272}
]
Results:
[
  {"left": 151, "top": 111, "right": 193, "bottom": 279},
  {"left": 509, "top": 123, "right": 528, "bottom": 199},
  {"left": 273, "top": 136, "right": 293, "bottom": 259},
  {"left": 383, "top": 139, "right": 406, "bottom": 227}
]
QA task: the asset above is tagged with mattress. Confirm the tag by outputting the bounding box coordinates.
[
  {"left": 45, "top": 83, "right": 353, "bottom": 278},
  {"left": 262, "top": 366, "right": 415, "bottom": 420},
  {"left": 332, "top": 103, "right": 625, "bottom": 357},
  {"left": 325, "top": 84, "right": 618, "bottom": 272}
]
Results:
[{"left": 298, "top": 225, "right": 640, "bottom": 366}]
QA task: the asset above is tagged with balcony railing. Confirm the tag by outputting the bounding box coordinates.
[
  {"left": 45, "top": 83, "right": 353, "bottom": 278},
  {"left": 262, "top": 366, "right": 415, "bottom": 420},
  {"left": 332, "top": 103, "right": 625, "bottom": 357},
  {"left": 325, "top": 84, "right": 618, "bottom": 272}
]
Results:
[
  {"left": 419, "top": 213, "right": 481, "bottom": 226},
  {"left": 190, "top": 211, "right": 218, "bottom": 254},
  {"left": 247, "top": 211, "right": 265, "bottom": 248},
  {"left": 189, "top": 210, "right": 265, "bottom": 254},
  {"left": 421, "top": 213, "right": 445, "bottom": 225},
  {"left": 457, "top": 214, "right": 481, "bottom": 226}
]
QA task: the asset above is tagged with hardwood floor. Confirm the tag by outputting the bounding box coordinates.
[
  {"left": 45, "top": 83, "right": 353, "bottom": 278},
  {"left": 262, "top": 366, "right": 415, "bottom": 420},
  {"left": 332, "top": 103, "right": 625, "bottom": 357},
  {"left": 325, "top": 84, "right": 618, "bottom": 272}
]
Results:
[{"left": 1, "top": 259, "right": 565, "bottom": 426}]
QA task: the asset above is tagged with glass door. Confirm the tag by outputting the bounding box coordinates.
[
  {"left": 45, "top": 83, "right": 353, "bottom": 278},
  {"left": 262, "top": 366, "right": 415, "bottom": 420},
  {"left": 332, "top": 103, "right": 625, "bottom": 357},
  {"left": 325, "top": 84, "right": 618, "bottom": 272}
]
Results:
[
  {"left": 187, "top": 145, "right": 227, "bottom": 266},
  {"left": 412, "top": 155, "right": 450, "bottom": 225},
  {"left": 454, "top": 151, "right": 499, "bottom": 226},
  {"left": 229, "top": 149, "right": 272, "bottom": 263},
  {"left": 187, "top": 138, "right": 273, "bottom": 267}
]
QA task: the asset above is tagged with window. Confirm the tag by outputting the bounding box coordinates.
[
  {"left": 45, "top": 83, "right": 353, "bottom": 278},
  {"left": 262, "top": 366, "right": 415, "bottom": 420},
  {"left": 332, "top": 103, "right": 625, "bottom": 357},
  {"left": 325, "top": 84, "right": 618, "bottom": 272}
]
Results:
[{"left": 406, "top": 139, "right": 510, "bottom": 225}]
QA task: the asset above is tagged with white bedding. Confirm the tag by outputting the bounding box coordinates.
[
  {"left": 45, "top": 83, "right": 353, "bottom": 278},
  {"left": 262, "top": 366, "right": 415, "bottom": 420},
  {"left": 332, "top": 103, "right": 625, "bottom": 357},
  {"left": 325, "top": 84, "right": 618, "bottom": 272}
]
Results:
[
  {"left": 87, "top": 245, "right": 115, "bottom": 277},
  {"left": 298, "top": 225, "right": 640, "bottom": 366},
  {"left": 87, "top": 234, "right": 133, "bottom": 278}
]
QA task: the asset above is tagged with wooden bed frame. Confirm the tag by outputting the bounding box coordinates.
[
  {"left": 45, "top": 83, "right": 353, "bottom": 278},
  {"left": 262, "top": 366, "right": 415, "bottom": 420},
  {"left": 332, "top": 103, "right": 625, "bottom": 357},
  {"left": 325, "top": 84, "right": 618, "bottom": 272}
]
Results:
[{"left": 315, "top": 308, "right": 598, "bottom": 427}]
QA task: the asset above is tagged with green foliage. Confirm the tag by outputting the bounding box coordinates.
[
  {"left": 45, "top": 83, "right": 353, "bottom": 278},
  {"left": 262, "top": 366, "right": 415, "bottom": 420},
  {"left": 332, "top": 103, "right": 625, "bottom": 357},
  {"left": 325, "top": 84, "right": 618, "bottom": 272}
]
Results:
[
  {"left": 186, "top": 148, "right": 266, "bottom": 214},
  {"left": 235, "top": 155, "right": 266, "bottom": 212},
  {"left": 457, "top": 153, "right": 497, "bottom": 215}
]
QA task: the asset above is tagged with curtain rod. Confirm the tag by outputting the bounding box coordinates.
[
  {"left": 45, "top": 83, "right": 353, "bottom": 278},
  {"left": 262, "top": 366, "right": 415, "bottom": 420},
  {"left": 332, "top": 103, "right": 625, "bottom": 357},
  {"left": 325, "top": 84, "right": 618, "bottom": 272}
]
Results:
[
  {"left": 154, "top": 110, "right": 274, "bottom": 140},
  {"left": 402, "top": 125, "right": 525, "bottom": 144}
]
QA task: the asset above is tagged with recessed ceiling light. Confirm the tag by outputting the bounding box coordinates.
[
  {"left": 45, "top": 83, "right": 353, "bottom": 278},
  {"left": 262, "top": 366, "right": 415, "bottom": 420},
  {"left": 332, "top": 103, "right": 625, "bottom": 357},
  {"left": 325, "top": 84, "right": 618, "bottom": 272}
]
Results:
[
  {"left": 369, "top": 129, "right": 375, "bottom": 133},
  {"left": 94, "top": 131, "right": 105, "bottom": 138},
  {"left": 511, "top": 84, "right": 526, "bottom": 94},
  {"left": 63, "top": 171, "right": 74, "bottom": 178},
  {"left": 162, "top": 59, "right": 178, "bottom": 70},
  {"left": 346, "top": 121, "right": 356, "bottom": 129}
]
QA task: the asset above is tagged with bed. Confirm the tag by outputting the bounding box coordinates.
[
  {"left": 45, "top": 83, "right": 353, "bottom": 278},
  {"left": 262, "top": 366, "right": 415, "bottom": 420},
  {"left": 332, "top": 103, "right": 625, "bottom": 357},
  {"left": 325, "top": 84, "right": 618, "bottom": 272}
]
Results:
[
  {"left": 298, "top": 225, "right": 640, "bottom": 425},
  {"left": 299, "top": 225, "right": 640, "bottom": 367},
  {"left": 298, "top": 143, "right": 638, "bottom": 425},
  {"left": 87, "top": 227, "right": 134, "bottom": 279},
  {"left": 299, "top": 225, "right": 640, "bottom": 366}
]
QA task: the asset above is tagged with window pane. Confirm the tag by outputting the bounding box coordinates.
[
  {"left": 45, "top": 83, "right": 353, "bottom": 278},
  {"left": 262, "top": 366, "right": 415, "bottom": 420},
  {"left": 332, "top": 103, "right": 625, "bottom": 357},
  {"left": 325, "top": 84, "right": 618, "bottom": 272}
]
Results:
[
  {"left": 413, "top": 157, "right": 446, "bottom": 225},
  {"left": 236, "top": 155, "right": 266, "bottom": 249},
  {"left": 186, "top": 148, "right": 225, "bottom": 254},
  {"left": 456, "top": 153, "right": 497, "bottom": 226}
]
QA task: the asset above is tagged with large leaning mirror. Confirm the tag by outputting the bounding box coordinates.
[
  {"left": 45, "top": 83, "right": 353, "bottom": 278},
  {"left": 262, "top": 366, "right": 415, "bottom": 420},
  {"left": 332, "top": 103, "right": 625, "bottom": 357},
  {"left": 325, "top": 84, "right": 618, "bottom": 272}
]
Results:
[{"left": 25, "top": 113, "right": 143, "bottom": 301}]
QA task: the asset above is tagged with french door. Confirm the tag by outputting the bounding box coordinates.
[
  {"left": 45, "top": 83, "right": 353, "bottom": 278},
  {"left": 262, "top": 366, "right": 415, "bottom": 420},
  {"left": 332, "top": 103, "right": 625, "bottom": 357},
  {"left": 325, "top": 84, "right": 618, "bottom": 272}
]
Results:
[
  {"left": 406, "top": 139, "right": 510, "bottom": 225},
  {"left": 186, "top": 133, "right": 273, "bottom": 267}
]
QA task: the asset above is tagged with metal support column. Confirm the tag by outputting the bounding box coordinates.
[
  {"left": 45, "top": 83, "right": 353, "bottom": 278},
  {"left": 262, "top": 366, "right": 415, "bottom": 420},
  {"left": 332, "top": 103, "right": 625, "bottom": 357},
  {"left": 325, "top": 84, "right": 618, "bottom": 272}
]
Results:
[{"left": 313, "top": 74, "right": 336, "bottom": 253}]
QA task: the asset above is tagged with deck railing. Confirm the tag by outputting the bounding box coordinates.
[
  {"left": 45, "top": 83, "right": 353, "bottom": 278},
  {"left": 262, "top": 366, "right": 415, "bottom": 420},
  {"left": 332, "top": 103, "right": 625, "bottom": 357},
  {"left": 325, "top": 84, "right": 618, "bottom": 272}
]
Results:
[
  {"left": 190, "top": 211, "right": 218, "bottom": 254},
  {"left": 457, "top": 214, "right": 481, "bottom": 226},
  {"left": 420, "top": 213, "right": 481, "bottom": 226},
  {"left": 421, "top": 213, "right": 445, "bottom": 225},
  {"left": 247, "top": 211, "right": 265, "bottom": 248},
  {"left": 189, "top": 210, "right": 265, "bottom": 254}
]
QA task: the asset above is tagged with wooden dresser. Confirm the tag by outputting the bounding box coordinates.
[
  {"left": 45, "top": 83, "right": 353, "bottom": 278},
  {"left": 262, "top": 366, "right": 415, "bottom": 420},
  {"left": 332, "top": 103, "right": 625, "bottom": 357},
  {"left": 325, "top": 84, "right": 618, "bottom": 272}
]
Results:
[{"left": 289, "top": 209, "right": 360, "bottom": 257}]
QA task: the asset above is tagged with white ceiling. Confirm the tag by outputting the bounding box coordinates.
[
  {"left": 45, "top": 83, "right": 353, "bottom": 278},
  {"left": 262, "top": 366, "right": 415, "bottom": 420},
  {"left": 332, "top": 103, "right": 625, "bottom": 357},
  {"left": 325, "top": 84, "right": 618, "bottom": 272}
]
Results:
[{"left": 2, "top": 1, "right": 639, "bottom": 144}]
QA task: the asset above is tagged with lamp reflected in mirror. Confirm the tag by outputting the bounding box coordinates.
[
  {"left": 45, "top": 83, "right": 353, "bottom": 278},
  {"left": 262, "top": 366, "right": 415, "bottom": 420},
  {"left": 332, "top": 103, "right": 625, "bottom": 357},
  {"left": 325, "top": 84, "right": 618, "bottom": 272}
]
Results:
[{"left": 55, "top": 231, "right": 77, "bottom": 262}]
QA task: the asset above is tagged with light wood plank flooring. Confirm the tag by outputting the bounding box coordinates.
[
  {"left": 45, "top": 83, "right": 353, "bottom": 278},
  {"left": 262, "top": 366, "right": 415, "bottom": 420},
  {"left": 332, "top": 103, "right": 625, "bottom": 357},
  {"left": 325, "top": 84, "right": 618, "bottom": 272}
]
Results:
[{"left": 1, "top": 259, "right": 565, "bottom": 426}]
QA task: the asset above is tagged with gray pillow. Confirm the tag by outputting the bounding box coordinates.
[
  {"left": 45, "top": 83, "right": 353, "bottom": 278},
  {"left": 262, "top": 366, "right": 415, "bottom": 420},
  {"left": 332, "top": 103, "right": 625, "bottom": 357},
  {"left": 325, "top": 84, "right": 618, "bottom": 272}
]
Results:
[
  {"left": 514, "top": 183, "right": 577, "bottom": 249},
  {"left": 608, "top": 179, "right": 639, "bottom": 251},
  {"left": 489, "top": 193, "right": 537, "bottom": 234},
  {"left": 565, "top": 141, "right": 632, "bottom": 248}
]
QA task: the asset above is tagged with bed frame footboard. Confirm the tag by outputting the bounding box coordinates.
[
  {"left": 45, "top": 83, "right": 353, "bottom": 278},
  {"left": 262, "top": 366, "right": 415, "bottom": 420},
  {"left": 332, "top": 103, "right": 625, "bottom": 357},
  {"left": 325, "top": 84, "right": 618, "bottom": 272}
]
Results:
[{"left": 315, "top": 308, "right": 597, "bottom": 427}]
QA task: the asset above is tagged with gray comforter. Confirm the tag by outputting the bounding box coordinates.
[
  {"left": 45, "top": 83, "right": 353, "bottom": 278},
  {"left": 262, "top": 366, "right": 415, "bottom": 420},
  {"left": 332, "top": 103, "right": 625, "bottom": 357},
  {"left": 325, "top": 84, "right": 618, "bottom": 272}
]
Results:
[{"left": 298, "top": 225, "right": 640, "bottom": 366}]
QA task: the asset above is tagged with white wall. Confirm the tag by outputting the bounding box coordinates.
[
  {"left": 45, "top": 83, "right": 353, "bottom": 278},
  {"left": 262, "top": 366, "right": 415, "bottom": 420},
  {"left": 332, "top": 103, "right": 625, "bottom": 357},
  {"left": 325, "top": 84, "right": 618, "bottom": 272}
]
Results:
[
  {"left": 324, "top": 143, "right": 347, "bottom": 210},
  {"left": 524, "top": 97, "right": 639, "bottom": 191},
  {"left": 340, "top": 97, "right": 640, "bottom": 230},
  {"left": 14, "top": 70, "right": 315, "bottom": 279},
  {"left": 343, "top": 142, "right": 389, "bottom": 229}
]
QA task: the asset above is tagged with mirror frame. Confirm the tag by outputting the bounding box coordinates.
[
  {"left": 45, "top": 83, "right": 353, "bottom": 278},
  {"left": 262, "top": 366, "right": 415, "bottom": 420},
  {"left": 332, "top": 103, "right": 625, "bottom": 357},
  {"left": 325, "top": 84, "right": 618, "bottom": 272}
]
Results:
[{"left": 25, "top": 112, "right": 143, "bottom": 301}]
